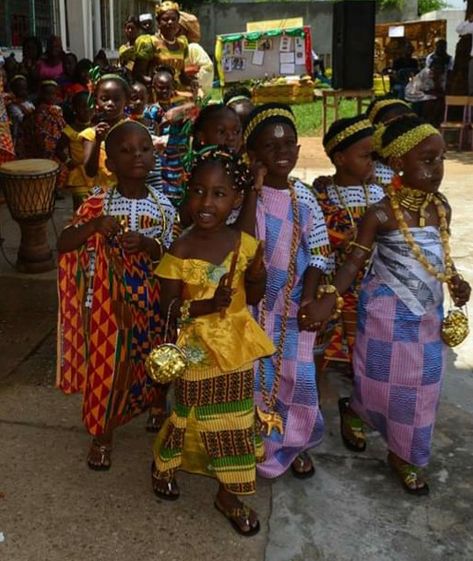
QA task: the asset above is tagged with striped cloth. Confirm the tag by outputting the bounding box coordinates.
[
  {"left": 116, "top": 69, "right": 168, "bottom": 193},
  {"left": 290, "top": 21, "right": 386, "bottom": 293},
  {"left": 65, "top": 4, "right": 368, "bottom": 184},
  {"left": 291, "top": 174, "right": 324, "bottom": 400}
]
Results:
[
  {"left": 351, "top": 227, "right": 446, "bottom": 467},
  {"left": 254, "top": 179, "right": 330, "bottom": 478}
]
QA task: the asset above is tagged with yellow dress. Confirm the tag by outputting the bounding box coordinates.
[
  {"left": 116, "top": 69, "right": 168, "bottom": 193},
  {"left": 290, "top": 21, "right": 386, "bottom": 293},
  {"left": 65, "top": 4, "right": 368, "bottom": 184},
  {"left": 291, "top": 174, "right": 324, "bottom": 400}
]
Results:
[
  {"left": 63, "top": 124, "right": 95, "bottom": 198},
  {"left": 78, "top": 126, "right": 116, "bottom": 189},
  {"left": 153, "top": 232, "right": 274, "bottom": 494}
]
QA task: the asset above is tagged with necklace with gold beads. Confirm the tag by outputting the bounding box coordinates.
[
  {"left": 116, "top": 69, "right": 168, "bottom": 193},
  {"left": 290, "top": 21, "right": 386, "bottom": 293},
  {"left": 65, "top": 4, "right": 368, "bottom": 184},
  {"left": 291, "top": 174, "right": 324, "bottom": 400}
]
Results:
[
  {"left": 387, "top": 183, "right": 454, "bottom": 283},
  {"left": 256, "top": 180, "right": 300, "bottom": 436}
]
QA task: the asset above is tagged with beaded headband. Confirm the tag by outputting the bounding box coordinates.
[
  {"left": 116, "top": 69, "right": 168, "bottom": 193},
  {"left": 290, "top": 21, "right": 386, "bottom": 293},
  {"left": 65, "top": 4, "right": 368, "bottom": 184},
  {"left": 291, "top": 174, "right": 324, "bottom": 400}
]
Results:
[
  {"left": 367, "top": 99, "right": 411, "bottom": 124},
  {"left": 243, "top": 107, "right": 296, "bottom": 146},
  {"left": 381, "top": 123, "right": 439, "bottom": 159},
  {"left": 373, "top": 123, "right": 386, "bottom": 155},
  {"left": 226, "top": 95, "right": 251, "bottom": 106},
  {"left": 40, "top": 80, "right": 59, "bottom": 87},
  {"left": 104, "top": 119, "right": 151, "bottom": 148},
  {"left": 10, "top": 74, "right": 27, "bottom": 84},
  {"left": 324, "top": 118, "right": 373, "bottom": 157}
]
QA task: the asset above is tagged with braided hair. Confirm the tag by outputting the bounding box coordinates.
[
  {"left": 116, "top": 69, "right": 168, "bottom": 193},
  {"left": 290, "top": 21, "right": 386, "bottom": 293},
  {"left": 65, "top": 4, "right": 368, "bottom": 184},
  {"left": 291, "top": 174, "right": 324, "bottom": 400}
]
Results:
[{"left": 188, "top": 145, "right": 252, "bottom": 192}]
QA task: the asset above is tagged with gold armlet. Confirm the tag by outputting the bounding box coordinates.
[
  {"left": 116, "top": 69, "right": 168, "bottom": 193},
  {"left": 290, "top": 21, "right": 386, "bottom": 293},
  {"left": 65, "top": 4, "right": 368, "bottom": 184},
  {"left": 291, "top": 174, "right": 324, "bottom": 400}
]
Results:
[{"left": 348, "top": 241, "right": 372, "bottom": 253}]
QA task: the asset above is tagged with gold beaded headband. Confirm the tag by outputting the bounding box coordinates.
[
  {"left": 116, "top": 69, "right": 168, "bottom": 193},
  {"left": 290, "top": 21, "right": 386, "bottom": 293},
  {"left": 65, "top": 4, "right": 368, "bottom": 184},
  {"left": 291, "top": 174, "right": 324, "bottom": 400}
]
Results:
[
  {"left": 243, "top": 108, "right": 296, "bottom": 145},
  {"left": 381, "top": 123, "right": 439, "bottom": 158},
  {"left": 41, "top": 80, "right": 59, "bottom": 87},
  {"left": 373, "top": 123, "right": 386, "bottom": 155},
  {"left": 367, "top": 99, "right": 411, "bottom": 124},
  {"left": 324, "top": 118, "right": 372, "bottom": 156}
]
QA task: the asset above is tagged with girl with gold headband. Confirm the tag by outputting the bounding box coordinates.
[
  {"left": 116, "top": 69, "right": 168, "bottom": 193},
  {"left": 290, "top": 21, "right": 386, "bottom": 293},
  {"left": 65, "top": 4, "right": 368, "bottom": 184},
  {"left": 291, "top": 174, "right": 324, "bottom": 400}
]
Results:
[
  {"left": 313, "top": 115, "right": 471, "bottom": 495},
  {"left": 238, "top": 103, "right": 331, "bottom": 479},
  {"left": 365, "top": 96, "right": 415, "bottom": 189},
  {"left": 313, "top": 116, "right": 384, "bottom": 373}
]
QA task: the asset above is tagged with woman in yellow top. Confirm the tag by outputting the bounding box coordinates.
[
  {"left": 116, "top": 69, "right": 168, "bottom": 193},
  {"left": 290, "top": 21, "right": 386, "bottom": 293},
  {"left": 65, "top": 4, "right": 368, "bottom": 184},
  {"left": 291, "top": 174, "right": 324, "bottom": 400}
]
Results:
[
  {"left": 80, "top": 74, "right": 129, "bottom": 189},
  {"left": 118, "top": 16, "right": 141, "bottom": 72},
  {"left": 57, "top": 91, "right": 94, "bottom": 209},
  {"left": 152, "top": 147, "right": 274, "bottom": 537}
]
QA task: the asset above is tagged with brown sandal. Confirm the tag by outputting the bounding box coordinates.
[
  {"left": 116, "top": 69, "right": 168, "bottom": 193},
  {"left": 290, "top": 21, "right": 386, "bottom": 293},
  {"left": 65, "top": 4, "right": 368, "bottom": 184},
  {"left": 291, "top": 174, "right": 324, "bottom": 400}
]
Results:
[
  {"left": 291, "top": 452, "right": 315, "bottom": 479},
  {"left": 387, "top": 452, "right": 429, "bottom": 496},
  {"left": 146, "top": 408, "right": 167, "bottom": 433},
  {"left": 87, "top": 439, "right": 112, "bottom": 471},
  {"left": 214, "top": 499, "right": 260, "bottom": 537},
  {"left": 338, "top": 398, "right": 366, "bottom": 452},
  {"left": 151, "top": 462, "right": 180, "bottom": 501}
]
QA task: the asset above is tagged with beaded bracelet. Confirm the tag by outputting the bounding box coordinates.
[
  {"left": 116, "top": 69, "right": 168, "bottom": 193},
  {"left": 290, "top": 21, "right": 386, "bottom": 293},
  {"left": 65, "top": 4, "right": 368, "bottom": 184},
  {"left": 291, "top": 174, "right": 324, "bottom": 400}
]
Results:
[
  {"left": 348, "top": 241, "right": 372, "bottom": 254},
  {"left": 316, "top": 284, "right": 344, "bottom": 320},
  {"left": 178, "top": 300, "right": 192, "bottom": 326}
]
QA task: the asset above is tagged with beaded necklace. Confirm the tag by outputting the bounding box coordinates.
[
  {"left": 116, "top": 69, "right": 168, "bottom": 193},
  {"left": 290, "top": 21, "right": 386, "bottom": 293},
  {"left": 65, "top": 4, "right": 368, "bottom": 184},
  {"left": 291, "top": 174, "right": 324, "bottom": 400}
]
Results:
[
  {"left": 256, "top": 181, "right": 300, "bottom": 436},
  {"left": 387, "top": 184, "right": 453, "bottom": 283},
  {"left": 396, "top": 185, "right": 433, "bottom": 228}
]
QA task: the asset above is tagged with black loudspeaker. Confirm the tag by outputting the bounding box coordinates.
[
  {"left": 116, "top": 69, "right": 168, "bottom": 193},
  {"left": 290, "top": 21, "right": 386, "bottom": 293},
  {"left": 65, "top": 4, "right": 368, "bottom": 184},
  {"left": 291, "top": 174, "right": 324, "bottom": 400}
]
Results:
[{"left": 332, "top": 0, "right": 376, "bottom": 90}]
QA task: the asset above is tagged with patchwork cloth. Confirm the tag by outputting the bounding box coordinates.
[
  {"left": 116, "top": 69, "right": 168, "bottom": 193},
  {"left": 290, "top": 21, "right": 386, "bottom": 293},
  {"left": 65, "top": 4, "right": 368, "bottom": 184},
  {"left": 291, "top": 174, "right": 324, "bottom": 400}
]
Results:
[
  {"left": 351, "top": 228, "right": 446, "bottom": 467},
  {"left": 254, "top": 179, "right": 330, "bottom": 478}
]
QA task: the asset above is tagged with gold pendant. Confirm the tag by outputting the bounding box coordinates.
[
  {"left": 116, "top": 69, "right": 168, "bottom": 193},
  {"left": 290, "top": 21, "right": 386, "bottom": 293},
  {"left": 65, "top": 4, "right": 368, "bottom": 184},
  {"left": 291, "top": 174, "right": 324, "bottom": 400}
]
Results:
[{"left": 256, "top": 406, "right": 284, "bottom": 436}]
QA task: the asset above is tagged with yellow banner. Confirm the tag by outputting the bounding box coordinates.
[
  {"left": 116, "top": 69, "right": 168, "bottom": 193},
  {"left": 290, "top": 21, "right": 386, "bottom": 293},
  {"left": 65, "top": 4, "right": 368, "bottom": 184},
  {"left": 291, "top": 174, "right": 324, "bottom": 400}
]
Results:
[{"left": 246, "top": 18, "right": 303, "bottom": 32}]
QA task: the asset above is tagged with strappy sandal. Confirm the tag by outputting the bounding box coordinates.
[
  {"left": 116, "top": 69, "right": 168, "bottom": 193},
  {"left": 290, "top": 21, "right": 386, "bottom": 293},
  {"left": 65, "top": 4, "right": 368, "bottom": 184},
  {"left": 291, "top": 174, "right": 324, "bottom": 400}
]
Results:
[
  {"left": 338, "top": 398, "right": 366, "bottom": 452},
  {"left": 146, "top": 408, "right": 167, "bottom": 433},
  {"left": 214, "top": 499, "right": 260, "bottom": 537},
  {"left": 151, "top": 462, "right": 180, "bottom": 501},
  {"left": 87, "top": 439, "right": 112, "bottom": 471},
  {"left": 387, "top": 452, "right": 430, "bottom": 496},
  {"left": 290, "top": 451, "right": 315, "bottom": 479}
]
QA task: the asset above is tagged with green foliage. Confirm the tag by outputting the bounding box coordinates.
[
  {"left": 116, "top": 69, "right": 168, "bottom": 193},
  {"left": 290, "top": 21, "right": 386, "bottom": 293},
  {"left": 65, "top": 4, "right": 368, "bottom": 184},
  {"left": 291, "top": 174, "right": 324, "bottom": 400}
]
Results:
[{"left": 417, "top": 0, "right": 449, "bottom": 15}]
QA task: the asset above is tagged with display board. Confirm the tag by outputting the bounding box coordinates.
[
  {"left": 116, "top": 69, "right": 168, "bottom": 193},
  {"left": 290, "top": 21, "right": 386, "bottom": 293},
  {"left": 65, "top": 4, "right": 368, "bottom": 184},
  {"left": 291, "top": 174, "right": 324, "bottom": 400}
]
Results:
[
  {"left": 374, "top": 19, "right": 447, "bottom": 73},
  {"left": 215, "top": 26, "right": 313, "bottom": 85}
]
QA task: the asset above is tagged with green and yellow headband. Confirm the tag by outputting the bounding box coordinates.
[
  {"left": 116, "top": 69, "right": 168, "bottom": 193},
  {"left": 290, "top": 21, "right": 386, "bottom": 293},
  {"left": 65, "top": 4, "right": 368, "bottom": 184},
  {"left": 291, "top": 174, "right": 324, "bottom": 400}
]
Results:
[
  {"left": 381, "top": 123, "right": 439, "bottom": 159},
  {"left": 367, "top": 99, "right": 411, "bottom": 124},
  {"left": 243, "top": 107, "right": 296, "bottom": 146},
  {"left": 324, "top": 118, "right": 372, "bottom": 157}
]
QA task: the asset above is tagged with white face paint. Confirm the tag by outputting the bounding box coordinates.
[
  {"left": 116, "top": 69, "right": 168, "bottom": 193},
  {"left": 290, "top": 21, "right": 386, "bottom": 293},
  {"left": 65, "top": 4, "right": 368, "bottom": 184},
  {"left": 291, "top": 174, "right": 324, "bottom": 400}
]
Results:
[{"left": 274, "top": 125, "right": 285, "bottom": 138}]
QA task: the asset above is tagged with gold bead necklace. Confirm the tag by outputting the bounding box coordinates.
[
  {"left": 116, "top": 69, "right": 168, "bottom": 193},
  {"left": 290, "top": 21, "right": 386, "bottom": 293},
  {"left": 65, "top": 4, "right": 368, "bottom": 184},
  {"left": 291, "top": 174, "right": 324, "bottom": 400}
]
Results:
[
  {"left": 396, "top": 185, "right": 433, "bottom": 228},
  {"left": 387, "top": 184, "right": 454, "bottom": 284}
]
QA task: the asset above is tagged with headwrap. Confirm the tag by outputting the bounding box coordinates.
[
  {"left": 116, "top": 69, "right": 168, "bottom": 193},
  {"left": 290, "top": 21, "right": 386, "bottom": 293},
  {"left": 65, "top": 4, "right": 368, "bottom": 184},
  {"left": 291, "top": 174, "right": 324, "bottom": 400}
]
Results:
[
  {"left": 323, "top": 116, "right": 373, "bottom": 158},
  {"left": 186, "top": 145, "right": 252, "bottom": 192},
  {"left": 381, "top": 121, "right": 439, "bottom": 159},
  {"left": 243, "top": 103, "right": 297, "bottom": 148},
  {"left": 156, "top": 1, "right": 180, "bottom": 18},
  {"left": 367, "top": 98, "right": 412, "bottom": 125}
]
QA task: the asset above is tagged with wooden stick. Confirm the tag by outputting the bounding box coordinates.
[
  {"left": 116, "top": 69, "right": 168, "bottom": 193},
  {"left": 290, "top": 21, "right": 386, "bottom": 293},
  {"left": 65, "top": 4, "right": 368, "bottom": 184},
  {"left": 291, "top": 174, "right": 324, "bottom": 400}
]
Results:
[{"left": 220, "top": 234, "right": 241, "bottom": 318}]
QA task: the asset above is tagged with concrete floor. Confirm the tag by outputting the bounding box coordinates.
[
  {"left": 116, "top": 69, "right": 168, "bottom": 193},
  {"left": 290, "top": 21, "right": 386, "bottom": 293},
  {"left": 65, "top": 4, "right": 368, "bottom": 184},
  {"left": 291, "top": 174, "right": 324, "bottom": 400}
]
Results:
[{"left": 0, "top": 142, "right": 472, "bottom": 561}]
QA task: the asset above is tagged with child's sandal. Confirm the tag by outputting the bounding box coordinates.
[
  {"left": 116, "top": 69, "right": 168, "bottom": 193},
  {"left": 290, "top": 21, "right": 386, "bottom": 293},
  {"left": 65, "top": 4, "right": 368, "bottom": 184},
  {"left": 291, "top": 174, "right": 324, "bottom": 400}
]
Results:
[
  {"left": 87, "top": 439, "right": 112, "bottom": 471},
  {"left": 291, "top": 451, "right": 315, "bottom": 479},
  {"left": 387, "top": 452, "right": 430, "bottom": 496},
  {"left": 146, "top": 408, "right": 167, "bottom": 433},
  {"left": 214, "top": 499, "right": 260, "bottom": 537},
  {"left": 338, "top": 398, "right": 366, "bottom": 452},
  {"left": 151, "top": 462, "right": 180, "bottom": 501}
]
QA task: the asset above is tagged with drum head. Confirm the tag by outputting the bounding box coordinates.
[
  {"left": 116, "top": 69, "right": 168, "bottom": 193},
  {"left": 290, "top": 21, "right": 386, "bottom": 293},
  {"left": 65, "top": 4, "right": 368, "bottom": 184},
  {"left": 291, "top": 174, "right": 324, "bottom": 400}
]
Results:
[{"left": 0, "top": 159, "right": 59, "bottom": 176}]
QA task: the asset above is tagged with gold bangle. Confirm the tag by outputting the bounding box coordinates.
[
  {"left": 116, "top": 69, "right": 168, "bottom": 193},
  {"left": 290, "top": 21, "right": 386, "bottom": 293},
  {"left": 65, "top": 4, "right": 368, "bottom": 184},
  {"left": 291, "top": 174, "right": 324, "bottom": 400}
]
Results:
[
  {"left": 348, "top": 241, "right": 372, "bottom": 253},
  {"left": 316, "top": 284, "right": 344, "bottom": 320}
]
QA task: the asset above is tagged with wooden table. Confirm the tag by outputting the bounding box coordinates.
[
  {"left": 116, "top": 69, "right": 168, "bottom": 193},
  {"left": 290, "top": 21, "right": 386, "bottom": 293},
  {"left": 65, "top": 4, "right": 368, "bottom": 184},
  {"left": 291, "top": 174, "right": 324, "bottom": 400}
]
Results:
[{"left": 322, "top": 89, "right": 374, "bottom": 134}]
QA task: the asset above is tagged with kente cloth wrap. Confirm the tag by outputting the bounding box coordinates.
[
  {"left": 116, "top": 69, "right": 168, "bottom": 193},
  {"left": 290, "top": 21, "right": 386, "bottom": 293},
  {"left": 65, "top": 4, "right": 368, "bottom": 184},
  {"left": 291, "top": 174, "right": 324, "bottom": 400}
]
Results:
[
  {"left": 254, "top": 179, "right": 331, "bottom": 478},
  {"left": 313, "top": 182, "right": 384, "bottom": 364},
  {"left": 153, "top": 233, "right": 274, "bottom": 494},
  {"left": 350, "top": 227, "right": 446, "bottom": 467},
  {"left": 56, "top": 187, "right": 175, "bottom": 436}
]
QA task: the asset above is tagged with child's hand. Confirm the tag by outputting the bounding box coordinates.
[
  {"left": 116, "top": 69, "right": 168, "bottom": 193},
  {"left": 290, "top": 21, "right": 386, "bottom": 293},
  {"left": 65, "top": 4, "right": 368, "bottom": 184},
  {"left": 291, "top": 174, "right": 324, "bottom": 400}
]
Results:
[
  {"left": 250, "top": 160, "right": 267, "bottom": 193},
  {"left": 449, "top": 275, "right": 471, "bottom": 307},
  {"left": 120, "top": 231, "right": 144, "bottom": 253},
  {"left": 93, "top": 216, "right": 121, "bottom": 238},
  {"left": 245, "top": 242, "right": 266, "bottom": 283},
  {"left": 298, "top": 296, "right": 335, "bottom": 332},
  {"left": 212, "top": 273, "right": 233, "bottom": 312},
  {"left": 95, "top": 122, "right": 110, "bottom": 142}
]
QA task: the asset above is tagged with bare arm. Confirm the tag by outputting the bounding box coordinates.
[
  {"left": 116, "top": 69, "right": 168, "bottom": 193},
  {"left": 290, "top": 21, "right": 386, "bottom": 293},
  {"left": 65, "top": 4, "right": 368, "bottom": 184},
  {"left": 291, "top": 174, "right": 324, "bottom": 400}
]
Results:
[
  {"left": 57, "top": 216, "right": 120, "bottom": 253},
  {"left": 83, "top": 138, "right": 101, "bottom": 178}
]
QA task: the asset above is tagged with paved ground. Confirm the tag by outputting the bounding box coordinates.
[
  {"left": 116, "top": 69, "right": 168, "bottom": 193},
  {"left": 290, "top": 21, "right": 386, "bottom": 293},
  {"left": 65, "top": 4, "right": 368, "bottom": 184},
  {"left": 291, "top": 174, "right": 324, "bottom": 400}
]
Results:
[{"left": 0, "top": 141, "right": 472, "bottom": 561}]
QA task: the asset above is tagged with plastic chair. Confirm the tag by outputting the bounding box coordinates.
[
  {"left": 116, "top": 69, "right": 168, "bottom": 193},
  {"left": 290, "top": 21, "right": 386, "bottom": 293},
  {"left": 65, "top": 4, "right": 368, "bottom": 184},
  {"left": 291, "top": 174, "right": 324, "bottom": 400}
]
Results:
[{"left": 440, "top": 96, "right": 472, "bottom": 151}]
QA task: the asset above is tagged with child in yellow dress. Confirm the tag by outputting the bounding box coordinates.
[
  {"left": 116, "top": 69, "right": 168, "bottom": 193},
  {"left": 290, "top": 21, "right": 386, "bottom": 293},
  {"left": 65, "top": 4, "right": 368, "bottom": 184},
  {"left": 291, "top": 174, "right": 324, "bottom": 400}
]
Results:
[
  {"left": 152, "top": 146, "right": 274, "bottom": 537},
  {"left": 59, "top": 91, "right": 94, "bottom": 209}
]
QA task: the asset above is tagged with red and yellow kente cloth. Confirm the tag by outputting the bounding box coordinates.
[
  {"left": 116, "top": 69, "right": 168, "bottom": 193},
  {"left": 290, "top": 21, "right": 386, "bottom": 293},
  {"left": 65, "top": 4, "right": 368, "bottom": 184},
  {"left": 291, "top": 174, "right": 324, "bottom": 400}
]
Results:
[
  {"left": 56, "top": 192, "right": 165, "bottom": 436},
  {"left": 0, "top": 79, "right": 15, "bottom": 163}
]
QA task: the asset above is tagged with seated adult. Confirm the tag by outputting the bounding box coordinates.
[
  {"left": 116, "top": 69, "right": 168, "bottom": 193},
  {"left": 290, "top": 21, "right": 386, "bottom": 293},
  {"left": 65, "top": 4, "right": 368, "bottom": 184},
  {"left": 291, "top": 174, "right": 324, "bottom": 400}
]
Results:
[
  {"left": 392, "top": 42, "right": 419, "bottom": 99},
  {"left": 405, "top": 61, "right": 445, "bottom": 127}
]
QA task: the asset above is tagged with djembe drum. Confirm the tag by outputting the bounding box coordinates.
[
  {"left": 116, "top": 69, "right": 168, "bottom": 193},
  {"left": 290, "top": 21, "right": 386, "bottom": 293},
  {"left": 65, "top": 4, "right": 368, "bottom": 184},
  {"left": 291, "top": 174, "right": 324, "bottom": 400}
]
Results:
[{"left": 0, "top": 159, "right": 58, "bottom": 273}]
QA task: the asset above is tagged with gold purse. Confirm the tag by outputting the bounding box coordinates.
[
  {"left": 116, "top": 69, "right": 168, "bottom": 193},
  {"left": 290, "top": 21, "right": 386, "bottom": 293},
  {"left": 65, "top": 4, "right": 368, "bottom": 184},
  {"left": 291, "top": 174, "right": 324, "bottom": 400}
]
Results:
[
  {"left": 146, "top": 299, "right": 188, "bottom": 384},
  {"left": 441, "top": 307, "right": 469, "bottom": 348}
]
